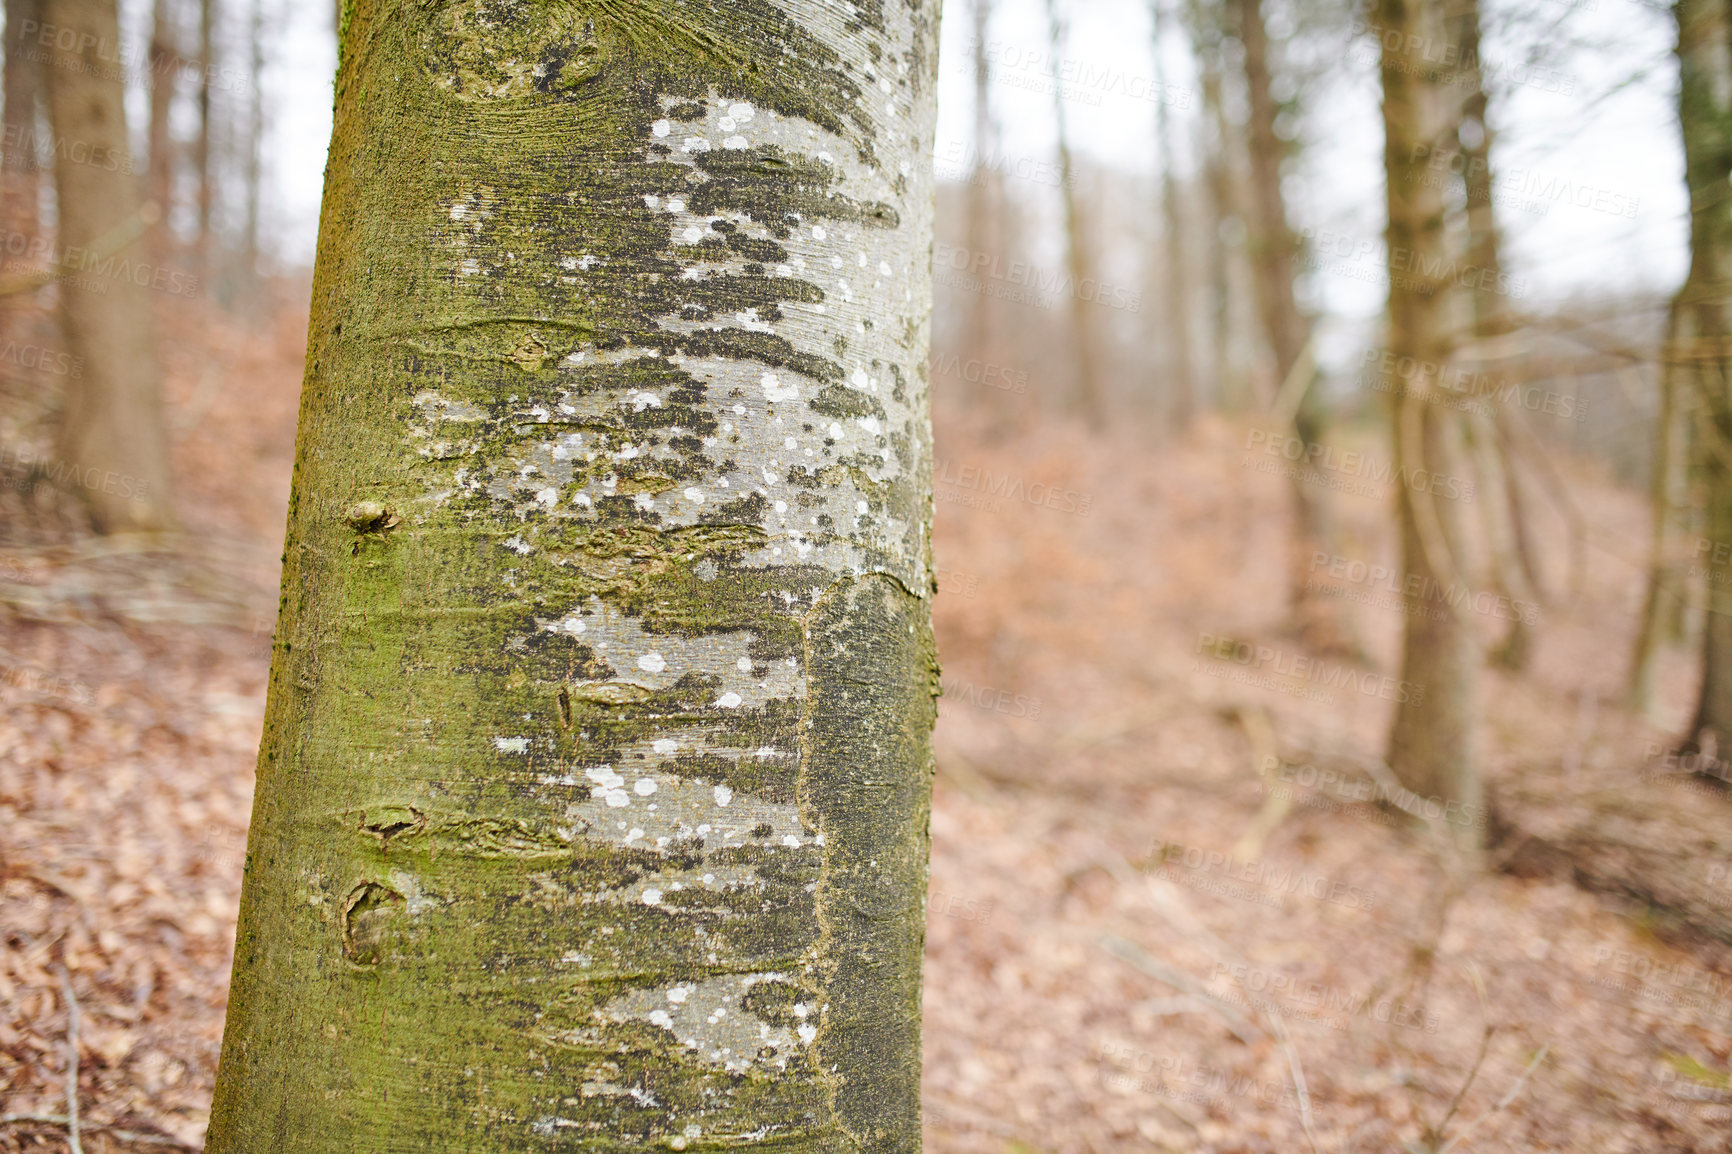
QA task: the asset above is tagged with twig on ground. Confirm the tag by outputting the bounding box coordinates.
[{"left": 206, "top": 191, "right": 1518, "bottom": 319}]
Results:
[
  {"left": 55, "top": 966, "right": 84, "bottom": 1154},
  {"left": 0, "top": 1114, "right": 195, "bottom": 1149}
]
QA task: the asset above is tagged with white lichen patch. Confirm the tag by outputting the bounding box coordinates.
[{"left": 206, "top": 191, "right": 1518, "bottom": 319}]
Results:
[
  {"left": 530, "top": 598, "right": 804, "bottom": 708},
  {"left": 600, "top": 973, "right": 813, "bottom": 1073},
  {"left": 564, "top": 764, "right": 807, "bottom": 852}
]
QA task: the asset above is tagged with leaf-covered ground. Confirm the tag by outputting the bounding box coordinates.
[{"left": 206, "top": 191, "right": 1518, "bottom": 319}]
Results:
[{"left": 1, "top": 290, "right": 1728, "bottom": 1152}]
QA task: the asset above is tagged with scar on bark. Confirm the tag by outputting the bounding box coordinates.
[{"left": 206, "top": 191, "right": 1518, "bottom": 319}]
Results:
[{"left": 341, "top": 882, "right": 405, "bottom": 966}]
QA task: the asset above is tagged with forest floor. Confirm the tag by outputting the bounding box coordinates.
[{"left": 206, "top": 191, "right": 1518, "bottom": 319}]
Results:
[{"left": 1, "top": 289, "right": 1729, "bottom": 1153}]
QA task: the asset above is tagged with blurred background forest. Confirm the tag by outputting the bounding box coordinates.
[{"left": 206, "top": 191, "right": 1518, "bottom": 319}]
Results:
[{"left": 2, "top": 0, "right": 1731, "bottom": 1151}]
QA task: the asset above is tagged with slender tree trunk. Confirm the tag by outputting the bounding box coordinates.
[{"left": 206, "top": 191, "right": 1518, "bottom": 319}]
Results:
[
  {"left": 1151, "top": 0, "right": 1196, "bottom": 432},
  {"left": 41, "top": 0, "right": 174, "bottom": 533},
  {"left": 1676, "top": 0, "right": 1732, "bottom": 757},
  {"left": 1044, "top": 0, "right": 1104, "bottom": 427},
  {"left": 1447, "top": 0, "right": 1535, "bottom": 673},
  {"left": 1190, "top": 0, "right": 1239, "bottom": 412},
  {"left": 241, "top": 0, "right": 263, "bottom": 288},
  {"left": 1377, "top": 0, "right": 1481, "bottom": 840},
  {"left": 966, "top": 0, "right": 995, "bottom": 370},
  {"left": 1235, "top": 0, "right": 1357, "bottom": 657},
  {"left": 2, "top": 0, "right": 42, "bottom": 238},
  {"left": 208, "top": 3, "right": 943, "bottom": 1148},
  {"left": 195, "top": 0, "right": 212, "bottom": 274},
  {"left": 147, "top": 0, "right": 176, "bottom": 236},
  {"left": 1630, "top": 308, "right": 1692, "bottom": 711}
]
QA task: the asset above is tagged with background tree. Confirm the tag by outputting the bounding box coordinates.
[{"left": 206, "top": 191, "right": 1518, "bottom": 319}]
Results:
[
  {"left": 42, "top": 0, "right": 174, "bottom": 533},
  {"left": 1150, "top": 0, "right": 1196, "bottom": 432},
  {"left": 1235, "top": 0, "right": 1360, "bottom": 657},
  {"left": 1377, "top": 0, "right": 1482, "bottom": 837},
  {"left": 2, "top": 0, "right": 40, "bottom": 237},
  {"left": 148, "top": 0, "right": 178, "bottom": 243},
  {"left": 207, "top": 2, "right": 942, "bottom": 1148},
  {"left": 1673, "top": 0, "right": 1732, "bottom": 760},
  {"left": 1044, "top": 0, "right": 1103, "bottom": 426}
]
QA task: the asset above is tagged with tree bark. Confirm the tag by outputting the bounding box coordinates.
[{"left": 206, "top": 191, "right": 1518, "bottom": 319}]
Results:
[
  {"left": 1629, "top": 304, "right": 1692, "bottom": 712},
  {"left": 1044, "top": 0, "right": 1104, "bottom": 427},
  {"left": 1150, "top": 0, "right": 1195, "bottom": 432},
  {"left": 965, "top": 0, "right": 995, "bottom": 370},
  {"left": 195, "top": 0, "right": 212, "bottom": 273},
  {"left": 241, "top": 0, "right": 263, "bottom": 287},
  {"left": 1188, "top": 0, "right": 1241, "bottom": 412},
  {"left": 1447, "top": 0, "right": 1536, "bottom": 673},
  {"left": 147, "top": 0, "right": 176, "bottom": 236},
  {"left": 41, "top": 0, "right": 174, "bottom": 533},
  {"left": 1235, "top": 0, "right": 1359, "bottom": 657},
  {"left": 1676, "top": 0, "right": 1732, "bottom": 757},
  {"left": 208, "top": 3, "right": 943, "bottom": 1149},
  {"left": 1377, "top": 0, "right": 1481, "bottom": 840},
  {"left": 2, "top": 0, "right": 42, "bottom": 238}
]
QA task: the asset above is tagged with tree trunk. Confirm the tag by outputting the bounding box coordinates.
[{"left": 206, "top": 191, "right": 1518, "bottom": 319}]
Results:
[
  {"left": 1629, "top": 304, "right": 1692, "bottom": 712},
  {"left": 208, "top": 3, "right": 942, "bottom": 1149},
  {"left": 148, "top": 0, "right": 176, "bottom": 236},
  {"left": 1150, "top": 0, "right": 1195, "bottom": 432},
  {"left": 1189, "top": 0, "right": 1240, "bottom": 412},
  {"left": 241, "top": 0, "right": 263, "bottom": 288},
  {"left": 1377, "top": 0, "right": 1481, "bottom": 840},
  {"left": 1235, "top": 0, "right": 1358, "bottom": 657},
  {"left": 1677, "top": 0, "right": 1732, "bottom": 757},
  {"left": 195, "top": 0, "right": 213, "bottom": 274},
  {"left": 41, "top": 0, "right": 174, "bottom": 533},
  {"left": 1448, "top": 0, "right": 1535, "bottom": 673},
  {"left": 2, "top": 0, "right": 41, "bottom": 238},
  {"left": 966, "top": 0, "right": 995, "bottom": 370},
  {"left": 1044, "top": 0, "right": 1104, "bottom": 427}
]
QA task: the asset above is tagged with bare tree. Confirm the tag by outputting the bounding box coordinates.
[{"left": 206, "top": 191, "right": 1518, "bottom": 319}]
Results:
[
  {"left": 1045, "top": 0, "right": 1105, "bottom": 426},
  {"left": 147, "top": 0, "right": 178, "bottom": 239},
  {"left": 2, "top": 0, "right": 42, "bottom": 237},
  {"left": 1150, "top": 0, "right": 1197, "bottom": 431},
  {"left": 1673, "top": 0, "right": 1732, "bottom": 760},
  {"left": 41, "top": 0, "right": 174, "bottom": 532},
  {"left": 1377, "top": 0, "right": 1482, "bottom": 840}
]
